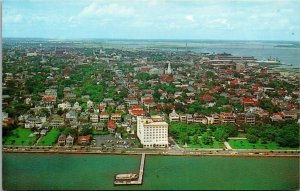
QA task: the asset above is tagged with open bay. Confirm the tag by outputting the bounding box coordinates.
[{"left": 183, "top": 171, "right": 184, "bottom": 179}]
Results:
[{"left": 3, "top": 153, "right": 299, "bottom": 190}]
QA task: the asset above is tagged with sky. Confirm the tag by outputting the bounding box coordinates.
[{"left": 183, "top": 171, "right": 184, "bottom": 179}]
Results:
[{"left": 3, "top": 0, "right": 300, "bottom": 41}]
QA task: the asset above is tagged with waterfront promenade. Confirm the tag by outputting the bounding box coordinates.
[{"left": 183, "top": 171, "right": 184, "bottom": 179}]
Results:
[{"left": 3, "top": 145, "right": 299, "bottom": 157}]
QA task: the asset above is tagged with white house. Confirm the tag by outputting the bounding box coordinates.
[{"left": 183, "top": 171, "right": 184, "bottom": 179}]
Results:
[{"left": 169, "top": 109, "right": 179, "bottom": 122}]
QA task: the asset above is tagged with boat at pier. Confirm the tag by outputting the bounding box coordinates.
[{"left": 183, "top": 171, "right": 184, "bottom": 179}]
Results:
[
  {"left": 114, "top": 153, "right": 146, "bottom": 185},
  {"left": 115, "top": 173, "right": 138, "bottom": 181}
]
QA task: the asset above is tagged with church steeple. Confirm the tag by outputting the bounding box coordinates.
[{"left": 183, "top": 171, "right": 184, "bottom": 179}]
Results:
[{"left": 165, "top": 61, "right": 172, "bottom": 74}]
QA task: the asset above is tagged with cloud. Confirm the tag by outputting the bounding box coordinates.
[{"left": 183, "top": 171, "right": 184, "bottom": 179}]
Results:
[
  {"left": 184, "top": 15, "right": 194, "bottom": 22},
  {"left": 4, "top": 14, "right": 23, "bottom": 23},
  {"left": 79, "top": 2, "right": 98, "bottom": 17},
  {"left": 3, "top": 0, "right": 300, "bottom": 40},
  {"left": 208, "top": 19, "right": 232, "bottom": 29},
  {"left": 79, "top": 2, "right": 135, "bottom": 17}
]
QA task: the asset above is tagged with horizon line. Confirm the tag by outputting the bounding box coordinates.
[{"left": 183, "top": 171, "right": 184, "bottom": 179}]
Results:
[{"left": 3, "top": 37, "right": 300, "bottom": 42}]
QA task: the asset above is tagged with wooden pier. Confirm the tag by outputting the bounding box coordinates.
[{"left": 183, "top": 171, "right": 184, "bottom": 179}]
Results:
[{"left": 114, "top": 153, "right": 146, "bottom": 185}]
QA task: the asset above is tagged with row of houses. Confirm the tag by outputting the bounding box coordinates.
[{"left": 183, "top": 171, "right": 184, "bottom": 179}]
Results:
[
  {"left": 169, "top": 109, "right": 299, "bottom": 125},
  {"left": 169, "top": 109, "right": 256, "bottom": 125},
  {"left": 57, "top": 134, "right": 93, "bottom": 146}
]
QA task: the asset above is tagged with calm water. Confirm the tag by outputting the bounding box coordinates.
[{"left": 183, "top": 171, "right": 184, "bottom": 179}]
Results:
[
  {"left": 107, "top": 40, "right": 300, "bottom": 68},
  {"left": 3, "top": 153, "right": 299, "bottom": 190}
]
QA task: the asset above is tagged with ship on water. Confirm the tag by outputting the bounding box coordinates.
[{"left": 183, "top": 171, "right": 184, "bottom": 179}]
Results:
[{"left": 255, "top": 57, "right": 281, "bottom": 64}]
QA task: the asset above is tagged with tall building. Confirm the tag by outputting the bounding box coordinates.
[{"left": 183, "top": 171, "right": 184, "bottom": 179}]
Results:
[
  {"left": 137, "top": 116, "right": 169, "bottom": 147},
  {"left": 165, "top": 61, "right": 172, "bottom": 74}
]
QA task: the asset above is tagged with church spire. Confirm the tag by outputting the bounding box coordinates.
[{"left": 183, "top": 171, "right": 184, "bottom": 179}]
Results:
[{"left": 165, "top": 61, "right": 172, "bottom": 74}]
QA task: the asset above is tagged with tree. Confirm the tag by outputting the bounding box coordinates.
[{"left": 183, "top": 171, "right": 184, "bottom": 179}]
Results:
[
  {"left": 179, "top": 133, "right": 189, "bottom": 145},
  {"left": 248, "top": 134, "right": 259, "bottom": 144},
  {"left": 174, "top": 102, "right": 185, "bottom": 113},
  {"left": 80, "top": 126, "right": 93, "bottom": 136},
  {"left": 205, "top": 71, "right": 215, "bottom": 78},
  {"left": 63, "top": 127, "right": 71, "bottom": 135},
  {"left": 260, "top": 99, "right": 280, "bottom": 113},
  {"left": 57, "top": 109, "right": 64, "bottom": 116},
  {"left": 39, "top": 108, "right": 50, "bottom": 117},
  {"left": 202, "top": 132, "right": 213, "bottom": 145},
  {"left": 192, "top": 134, "right": 199, "bottom": 144},
  {"left": 275, "top": 124, "right": 299, "bottom": 147},
  {"left": 59, "top": 126, "right": 67, "bottom": 133},
  {"left": 214, "top": 125, "right": 238, "bottom": 141},
  {"left": 153, "top": 90, "right": 161, "bottom": 102},
  {"left": 214, "top": 128, "right": 228, "bottom": 142}
]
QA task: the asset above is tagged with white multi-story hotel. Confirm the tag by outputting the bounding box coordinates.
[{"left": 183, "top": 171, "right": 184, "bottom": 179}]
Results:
[{"left": 137, "top": 116, "right": 169, "bottom": 147}]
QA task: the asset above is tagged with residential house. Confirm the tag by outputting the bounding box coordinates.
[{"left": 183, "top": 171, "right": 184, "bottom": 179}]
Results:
[
  {"left": 78, "top": 112, "right": 89, "bottom": 124},
  {"left": 111, "top": 113, "right": 122, "bottom": 122},
  {"left": 64, "top": 93, "right": 76, "bottom": 99},
  {"left": 211, "top": 114, "right": 220, "bottom": 124},
  {"left": 220, "top": 112, "right": 236, "bottom": 124},
  {"left": 230, "top": 97, "right": 241, "bottom": 104},
  {"left": 94, "top": 122, "right": 104, "bottom": 131},
  {"left": 129, "top": 106, "right": 145, "bottom": 117},
  {"left": 90, "top": 112, "right": 99, "bottom": 123},
  {"left": 107, "top": 120, "right": 116, "bottom": 133},
  {"left": 87, "top": 100, "right": 94, "bottom": 109},
  {"left": 236, "top": 113, "right": 246, "bottom": 125},
  {"left": 201, "top": 94, "right": 214, "bottom": 102},
  {"left": 169, "top": 109, "right": 180, "bottom": 122},
  {"left": 282, "top": 111, "right": 298, "bottom": 120},
  {"left": 151, "top": 115, "right": 164, "bottom": 122},
  {"left": 193, "top": 113, "right": 208, "bottom": 124},
  {"left": 116, "top": 104, "right": 126, "bottom": 112},
  {"left": 44, "top": 89, "right": 57, "bottom": 98},
  {"left": 40, "top": 129, "right": 47, "bottom": 136},
  {"left": 100, "top": 112, "right": 110, "bottom": 122},
  {"left": 73, "top": 102, "right": 82, "bottom": 111},
  {"left": 257, "top": 110, "right": 269, "bottom": 119},
  {"left": 66, "top": 135, "right": 74, "bottom": 146},
  {"left": 50, "top": 116, "right": 64, "bottom": 128},
  {"left": 270, "top": 113, "right": 284, "bottom": 122},
  {"left": 143, "top": 98, "right": 156, "bottom": 109},
  {"left": 66, "top": 110, "right": 78, "bottom": 121},
  {"left": 186, "top": 114, "right": 194, "bottom": 124},
  {"left": 25, "top": 117, "right": 42, "bottom": 129},
  {"left": 180, "top": 114, "right": 187, "bottom": 123},
  {"left": 58, "top": 134, "right": 66, "bottom": 146},
  {"left": 78, "top": 135, "right": 91, "bottom": 145},
  {"left": 58, "top": 101, "right": 72, "bottom": 110},
  {"left": 242, "top": 98, "right": 258, "bottom": 107},
  {"left": 245, "top": 112, "right": 256, "bottom": 125},
  {"left": 2, "top": 112, "right": 8, "bottom": 120}
]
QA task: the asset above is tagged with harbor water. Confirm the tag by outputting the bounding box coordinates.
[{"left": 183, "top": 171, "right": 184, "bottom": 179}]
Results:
[{"left": 2, "top": 153, "right": 299, "bottom": 190}]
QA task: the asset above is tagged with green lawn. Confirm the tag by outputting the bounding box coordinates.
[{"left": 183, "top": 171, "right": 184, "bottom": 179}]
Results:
[
  {"left": 3, "top": 127, "right": 37, "bottom": 146},
  {"left": 228, "top": 139, "right": 299, "bottom": 150},
  {"left": 38, "top": 128, "right": 61, "bottom": 146},
  {"left": 178, "top": 137, "right": 223, "bottom": 149},
  {"left": 92, "top": 129, "right": 109, "bottom": 135}
]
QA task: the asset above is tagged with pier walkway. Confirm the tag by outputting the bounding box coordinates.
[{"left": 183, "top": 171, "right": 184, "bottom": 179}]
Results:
[
  {"left": 114, "top": 153, "right": 146, "bottom": 185},
  {"left": 224, "top": 142, "right": 233, "bottom": 150}
]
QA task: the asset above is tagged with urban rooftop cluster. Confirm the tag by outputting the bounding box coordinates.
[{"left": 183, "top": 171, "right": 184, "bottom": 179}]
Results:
[{"left": 2, "top": 39, "right": 299, "bottom": 150}]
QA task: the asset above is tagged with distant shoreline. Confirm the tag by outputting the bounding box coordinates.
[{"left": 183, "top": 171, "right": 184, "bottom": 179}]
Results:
[{"left": 3, "top": 37, "right": 300, "bottom": 43}]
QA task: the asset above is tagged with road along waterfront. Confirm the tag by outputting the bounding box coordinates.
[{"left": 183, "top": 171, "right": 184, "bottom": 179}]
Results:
[{"left": 3, "top": 145, "right": 300, "bottom": 157}]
